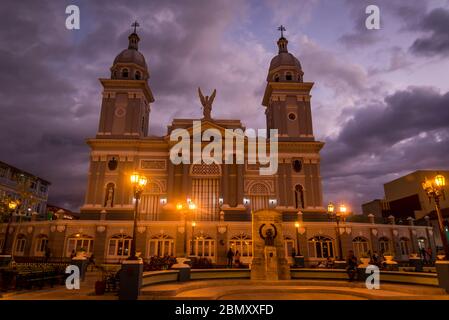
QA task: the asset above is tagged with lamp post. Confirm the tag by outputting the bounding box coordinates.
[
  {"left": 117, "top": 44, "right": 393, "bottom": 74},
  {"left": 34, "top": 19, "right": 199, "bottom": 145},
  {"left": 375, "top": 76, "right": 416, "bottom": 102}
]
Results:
[
  {"left": 328, "top": 202, "right": 348, "bottom": 261},
  {"left": 294, "top": 222, "right": 301, "bottom": 256},
  {"left": 129, "top": 172, "right": 148, "bottom": 260},
  {"left": 422, "top": 174, "right": 449, "bottom": 259},
  {"left": 1, "top": 200, "right": 18, "bottom": 256},
  {"left": 176, "top": 200, "right": 196, "bottom": 257},
  {"left": 191, "top": 221, "right": 196, "bottom": 256}
]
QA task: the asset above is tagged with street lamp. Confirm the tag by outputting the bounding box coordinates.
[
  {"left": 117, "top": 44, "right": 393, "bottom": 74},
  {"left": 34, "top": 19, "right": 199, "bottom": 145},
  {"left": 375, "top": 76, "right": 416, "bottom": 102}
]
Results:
[
  {"left": 1, "top": 200, "right": 19, "bottom": 256},
  {"left": 422, "top": 174, "right": 449, "bottom": 259},
  {"left": 129, "top": 172, "right": 148, "bottom": 260},
  {"left": 294, "top": 222, "right": 301, "bottom": 256},
  {"left": 191, "top": 221, "right": 196, "bottom": 256},
  {"left": 176, "top": 199, "right": 196, "bottom": 257},
  {"left": 328, "top": 202, "right": 348, "bottom": 261}
]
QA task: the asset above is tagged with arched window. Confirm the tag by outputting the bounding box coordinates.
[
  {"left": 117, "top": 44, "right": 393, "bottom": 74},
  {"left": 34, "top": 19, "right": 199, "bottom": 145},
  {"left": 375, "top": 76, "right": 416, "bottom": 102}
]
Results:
[
  {"left": 108, "top": 234, "right": 132, "bottom": 257},
  {"left": 35, "top": 234, "right": 49, "bottom": 256},
  {"left": 104, "top": 183, "right": 115, "bottom": 207},
  {"left": 121, "top": 68, "right": 129, "bottom": 78},
  {"left": 14, "top": 234, "right": 26, "bottom": 256},
  {"left": 294, "top": 184, "right": 305, "bottom": 209},
  {"left": 190, "top": 163, "right": 221, "bottom": 221},
  {"left": 274, "top": 74, "right": 280, "bottom": 82},
  {"left": 148, "top": 234, "right": 174, "bottom": 257},
  {"left": 284, "top": 236, "right": 295, "bottom": 257},
  {"left": 66, "top": 234, "right": 94, "bottom": 257},
  {"left": 135, "top": 71, "right": 141, "bottom": 80},
  {"left": 190, "top": 234, "right": 215, "bottom": 257},
  {"left": 248, "top": 183, "right": 270, "bottom": 212},
  {"left": 400, "top": 237, "right": 411, "bottom": 255},
  {"left": 285, "top": 72, "right": 293, "bottom": 81},
  {"left": 308, "top": 236, "right": 334, "bottom": 258},
  {"left": 229, "top": 234, "right": 252, "bottom": 257},
  {"left": 352, "top": 236, "right": 369, "bottom": 258},
  {"left": 378, "top": 237, "right": 391, "bottom": 254},
  {"left": 141, "top": 182, "right": 162, "bottom": 221}
]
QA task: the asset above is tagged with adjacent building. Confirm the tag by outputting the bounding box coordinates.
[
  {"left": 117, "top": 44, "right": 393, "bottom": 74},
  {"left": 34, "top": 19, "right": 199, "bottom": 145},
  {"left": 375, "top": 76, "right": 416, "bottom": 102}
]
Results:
[
  {"left": 0, "top": 160, "right": 50, "bottom": 219},
  {"left": 362, "top": 170, "right": 449, "bottom": 248}
]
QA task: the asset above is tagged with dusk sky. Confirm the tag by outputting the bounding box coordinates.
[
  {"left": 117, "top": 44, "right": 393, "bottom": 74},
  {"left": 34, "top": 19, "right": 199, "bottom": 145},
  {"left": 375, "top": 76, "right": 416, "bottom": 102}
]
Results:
[{"left": 1, "top": 0, "right": 449, "bottom": 213}]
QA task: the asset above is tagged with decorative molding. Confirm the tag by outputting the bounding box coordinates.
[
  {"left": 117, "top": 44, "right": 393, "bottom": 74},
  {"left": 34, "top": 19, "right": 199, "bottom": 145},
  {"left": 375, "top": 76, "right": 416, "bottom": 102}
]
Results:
[
  {"left": 96, "top": 226, "right": 106, "bottom": 233},
  {"left": 177, "top": 226, "right": 185, "bottom": 234},
  {"left": 298, "top": 227, "right": 306, "bottom": 235},
  {"left": 27, "top": 226, "right": 33, "bottom": 234},
  {"left": 217, "top": 226, "right": 227, "bottom": 234},
  {"left": 57, "top": 225, "right": 66, "bottom": 233},
  {"left": 140, "top": 159, "right": 166, "bottom": 170},
  {"left": 50, "top": 226, "right": 56, "bottom": 233},
  {"left": 138, "top": 226, "right": 146, "bottom": 234},
  {"left": 371, "top": 229, "right": 378, "bottom": 236},
  {"left": 8, "top": 227, "right": 14, "bottom": 234},
  {"left": 345, "top": 227, "right": 352, "bottom": 234},
  {"left": 412, "top": 230, "right": 417, "bottom": 236},
  {"left": 393, "top": 229, "right": 399, "bottom": 237}
]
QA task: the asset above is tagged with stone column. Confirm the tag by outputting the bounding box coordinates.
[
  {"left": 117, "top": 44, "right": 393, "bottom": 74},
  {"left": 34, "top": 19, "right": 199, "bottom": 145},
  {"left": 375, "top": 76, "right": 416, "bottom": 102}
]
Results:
[
  {"left": 285, "top": 162, "right": 293, "bottom": 207},
  {"left": 236, "top": 164, "right": 244, "bottom": 205},
  {"left": 167, "top": 161, "right": 175, "bottom": 202},
  {"left": 221, "top": 164, "right": 229, "bottom": 205},
  {"left": 93, "top": 225, "right": 107, "bottom": 264},
  {"left": 182, "top": 163, "right": 189, "bottom": 197}
]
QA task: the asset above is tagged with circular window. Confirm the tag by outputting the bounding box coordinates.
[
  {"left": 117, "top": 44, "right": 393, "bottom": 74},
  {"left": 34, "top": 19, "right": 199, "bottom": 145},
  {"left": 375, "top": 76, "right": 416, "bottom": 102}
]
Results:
[
  {"left": 288, "top": 113, "right": 296, "bottom": 120},
  {"left": 292, "top": 160, "right": 302, "bottom": 172},
  {"left": 108, "top": 158, "right": 118, "bottom": 171}
]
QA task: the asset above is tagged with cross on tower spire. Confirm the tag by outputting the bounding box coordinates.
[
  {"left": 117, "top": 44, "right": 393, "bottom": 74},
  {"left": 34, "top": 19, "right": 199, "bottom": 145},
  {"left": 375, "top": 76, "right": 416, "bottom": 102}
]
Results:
[
  {"left": 278, "top": 25, "right": 286, "bottom": 38},
  {"left": 132, "top": 21, "right": 140, "bottom": 34}
]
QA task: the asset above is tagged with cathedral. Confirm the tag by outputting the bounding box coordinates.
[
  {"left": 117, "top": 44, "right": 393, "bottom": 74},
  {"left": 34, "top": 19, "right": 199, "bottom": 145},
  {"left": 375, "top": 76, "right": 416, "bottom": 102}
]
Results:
[{"left": 0, "top": 28, "right": 436, "bottom": 266}]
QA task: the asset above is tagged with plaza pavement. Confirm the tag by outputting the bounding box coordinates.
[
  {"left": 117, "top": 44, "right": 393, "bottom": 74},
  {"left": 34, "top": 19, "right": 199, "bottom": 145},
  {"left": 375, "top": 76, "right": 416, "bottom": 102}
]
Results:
[{"left": 1, "top": 274, "right": 449, "bottom": 300}]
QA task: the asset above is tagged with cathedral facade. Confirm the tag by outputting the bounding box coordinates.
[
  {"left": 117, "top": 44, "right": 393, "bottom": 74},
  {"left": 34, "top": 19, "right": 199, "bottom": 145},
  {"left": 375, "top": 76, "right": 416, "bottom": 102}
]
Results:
[{"left": 0, "top": 29, "right": 437, "bottom": 266}]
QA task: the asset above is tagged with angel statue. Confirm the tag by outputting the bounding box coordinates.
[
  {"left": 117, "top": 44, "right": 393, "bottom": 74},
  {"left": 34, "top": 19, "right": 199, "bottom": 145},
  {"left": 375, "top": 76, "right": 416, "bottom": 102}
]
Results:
[{"left": 198, "top": 87, "right": 216, "bottom": 120}]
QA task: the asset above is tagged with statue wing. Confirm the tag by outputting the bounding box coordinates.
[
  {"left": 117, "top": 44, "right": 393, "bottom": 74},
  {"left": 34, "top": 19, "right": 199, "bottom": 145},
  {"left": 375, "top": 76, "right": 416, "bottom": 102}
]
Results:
[
  {"left": 198, "top": 87, "right": 206, "bottom": 107},
  {"left": 209, "top": 89, "right": 217, "bottom": 105},
  {"left": 259, "top": 224, "right": 266, "bottom": 240}
]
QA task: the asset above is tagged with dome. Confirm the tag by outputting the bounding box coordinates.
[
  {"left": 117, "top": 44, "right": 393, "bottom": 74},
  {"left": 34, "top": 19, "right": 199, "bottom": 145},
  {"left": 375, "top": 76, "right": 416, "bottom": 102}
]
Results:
[
  {"left": 269, "top": 52, "right": 301, "bottom": 71},
  {"left": 113, "top": 48, "right": 148, "bottom": 69}
]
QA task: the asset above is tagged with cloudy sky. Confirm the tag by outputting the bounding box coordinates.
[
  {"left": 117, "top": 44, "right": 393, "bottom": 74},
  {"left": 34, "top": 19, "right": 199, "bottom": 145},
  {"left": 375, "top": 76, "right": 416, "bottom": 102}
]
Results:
[{"left": 1, "top": 0, "right": 449, "bottom": 213}]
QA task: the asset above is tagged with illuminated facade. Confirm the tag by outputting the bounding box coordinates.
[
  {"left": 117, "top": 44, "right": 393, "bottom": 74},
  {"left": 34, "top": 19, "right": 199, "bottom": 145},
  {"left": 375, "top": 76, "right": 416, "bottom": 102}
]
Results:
[{"left": 0, "top": 30, "right": 437, "bottom": 265}]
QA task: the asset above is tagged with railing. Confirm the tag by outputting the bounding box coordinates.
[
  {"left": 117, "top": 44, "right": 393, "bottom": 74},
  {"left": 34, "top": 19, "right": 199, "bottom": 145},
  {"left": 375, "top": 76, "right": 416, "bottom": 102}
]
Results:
[{"left": 140, "top": 267, "right": 440, "bottom": 288}]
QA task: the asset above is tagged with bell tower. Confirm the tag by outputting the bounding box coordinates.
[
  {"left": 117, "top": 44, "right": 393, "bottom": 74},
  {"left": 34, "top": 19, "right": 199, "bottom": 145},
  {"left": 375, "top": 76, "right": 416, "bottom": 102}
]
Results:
[
  {"left": 97, "top": 23, "right": 154, "bottom": 138},
  {"left": 262, "top": 28, "right": 314, "bottom": 141}
]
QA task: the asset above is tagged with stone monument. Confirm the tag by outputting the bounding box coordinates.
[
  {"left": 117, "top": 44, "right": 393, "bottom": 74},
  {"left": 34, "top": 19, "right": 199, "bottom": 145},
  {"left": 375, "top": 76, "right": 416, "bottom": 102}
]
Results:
[{"left": 250, "top": 210, "right": 291, "bottom": 280}]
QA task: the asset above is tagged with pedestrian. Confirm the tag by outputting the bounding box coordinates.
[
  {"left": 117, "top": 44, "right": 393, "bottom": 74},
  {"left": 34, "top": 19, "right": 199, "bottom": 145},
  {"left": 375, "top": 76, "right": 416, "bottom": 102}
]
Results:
[
  {"left": 426, "top": 247, "right": 433, "bottom": 261},
  {"left": 346, "top": 250, "right": 358, "bottom": 281},
  {"left": 89, "top": 254, "right": 96, "bottom": 271},
  {"left": 226, "top": 248, "right": 234, "bottom": 268},
  {"left": 45, "top": 246, "right": 51, "bottom": 262},
  {"left": 372, "top": 251, "right": 380, "bottom": 266},
  {"left": 234, "top": 250, "right": 241, "bottom": 267}
]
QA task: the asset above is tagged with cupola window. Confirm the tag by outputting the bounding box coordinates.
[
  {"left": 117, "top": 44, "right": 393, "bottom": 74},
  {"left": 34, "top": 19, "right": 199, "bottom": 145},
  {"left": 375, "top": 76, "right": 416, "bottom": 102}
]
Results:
[
  {"left": 274, "top": 74, "right": 280, "bottom": 82},
  {"left": 135, "top": 71, "right": 141, "bottom": 80},
  {"left": 286, "top": 72, "right": 293, "bottom": 81},
  {"left": 122, "top": 68, "right": 129, "bottom": 78}
]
